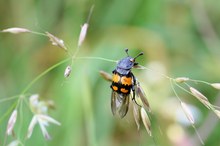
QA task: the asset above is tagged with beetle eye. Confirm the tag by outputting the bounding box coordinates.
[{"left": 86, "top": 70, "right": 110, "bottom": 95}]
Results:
[{"left": 130, "top": 58, "right": 134, "bottom": 62}]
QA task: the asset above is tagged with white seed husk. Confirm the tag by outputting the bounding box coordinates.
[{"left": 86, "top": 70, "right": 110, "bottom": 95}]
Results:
[
  {"left": 64, "top": 65, "right": 72, "bottom": 77},
  {"left": 37, "top": 114, "right": 61, "bottom": 126},
  {"left": 7, "top": 140, "right": 20, "bottom": 146},
  {"left": 181, "top": 102, "right": 195, "bottom": 124},
  {"left": 190, "top": 87, "right": 211, "bottom": 109},
  {"left": 27, "top": 116, "right": 38, "bottom": 138},
  {"left": 214, "top": 109, "right": 220, "bottom": 119},
  {"left": 6, "top": 110, "right": 18, "bottom": 135},
  {"left": 133, "top": 102, "right": 140, "bottom": 130},
  {"left": 136, "top": 84, "right": 151, "bottom": 112},
  {"left": 38, "top": 118, "right": 51, "bottom": 140},
  {"left": 175, "top": 77, "right": 189, "bottom": 83},
  {"left": 78, "top": 23, "right": 89, "bottom": 47},
  {"left": 2, "top": 27, "right": 31, "bottom": 34},
  {"left": 211, "top": 83, "right": 220, "bottom": 90},
  {"left": 140, "top": 107, "right": 152, "bottom": 136}
]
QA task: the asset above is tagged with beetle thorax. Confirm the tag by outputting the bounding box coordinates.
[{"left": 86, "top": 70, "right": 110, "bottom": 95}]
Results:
[{"left": 116, "top": 57, "right": 135, "bottom": 75}]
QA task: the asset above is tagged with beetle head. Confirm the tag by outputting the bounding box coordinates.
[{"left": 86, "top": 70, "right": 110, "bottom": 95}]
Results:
[{"left": 116, "top": 49, "right": 143, "bottom": 74}]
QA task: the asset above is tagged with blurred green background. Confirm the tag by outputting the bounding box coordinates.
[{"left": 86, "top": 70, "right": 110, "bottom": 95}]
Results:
[{"left": 0, "top": 0, "right": 220, "bottom": 146}]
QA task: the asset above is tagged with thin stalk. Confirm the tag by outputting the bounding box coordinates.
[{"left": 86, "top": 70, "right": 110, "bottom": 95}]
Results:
[
  {"left": 29, "top": 31, "right": 47, "bottom": 36},
  {"left": 20, "top": 58, "right": 69, "bottom": 95},
  {"left": 170, "top": 79, "right": 182, "bottom": 102},
  {"left": 138, "top": 65, "right": 172, "bottom": 80},
  {"left": 0, "top": 102, "right": 17, "bottom": 124},
  {"left": 189, "top": 79, "right": 211, "bottom": 86},
  {"left": 81, "top": 73, "right": 97, "bottom": 146},
  {"left": 0, "top": 95, "right": 20, "bottom": 103},
  {"left": 76, "top": 56, "right": 117, "bottom": 63}
]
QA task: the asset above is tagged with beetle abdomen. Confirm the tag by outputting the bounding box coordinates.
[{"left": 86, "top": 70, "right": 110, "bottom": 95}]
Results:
[{"left": 111, "top": 71, "right": 132, "bottom": 94}]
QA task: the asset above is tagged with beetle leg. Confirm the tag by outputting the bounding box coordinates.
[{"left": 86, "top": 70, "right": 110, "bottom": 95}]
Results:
[
  {"left": 132, "top": 87, "right": 141, "bottom": 107},
  {"left": 131, "top": 72, "right": 136, "bottom": 101},
  {"left": 131, "top": 73, "right": 141, "bottom": 107}
]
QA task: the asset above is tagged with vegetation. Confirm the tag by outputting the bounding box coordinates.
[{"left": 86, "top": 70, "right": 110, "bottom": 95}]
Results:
[{"left": 0, "top": 0, "right": 220, "bottom": 146}]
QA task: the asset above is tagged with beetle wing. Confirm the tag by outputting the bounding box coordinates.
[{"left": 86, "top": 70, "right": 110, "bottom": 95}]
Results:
[
  {"left": 111, "top": 91, "right": 130, "bottom": 118},
  {"left": 118, "top": 94, "right": 130, "bottom": 118},
  {"left": 111, "top": 91, "right": 117, "bottom": 115}
]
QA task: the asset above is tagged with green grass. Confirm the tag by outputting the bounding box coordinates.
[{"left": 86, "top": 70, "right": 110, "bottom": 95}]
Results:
[{"left": 1, "top": 0, "right": 220, "bottom": 146}]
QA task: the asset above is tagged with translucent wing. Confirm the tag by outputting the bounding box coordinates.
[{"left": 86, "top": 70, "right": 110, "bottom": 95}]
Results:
[
  {"left": 118, "top": 94, "right": 130, "bottom": 118},
  {"left": 111, "top": 91, "right": 117, "bottom": 115},
  {"left": 111, "top": 91, "right": 130, "bottom": 118}
]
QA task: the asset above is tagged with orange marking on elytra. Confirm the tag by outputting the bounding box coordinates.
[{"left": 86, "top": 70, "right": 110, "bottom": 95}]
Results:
[
  {"left": 112, "top": 73, "right": 120, "bottom": 83},
  {"left": 121, "top": 88, "right": 129, "bottom": 93},
  {"left": 112, "top": 86, "right": 118, "bottom": 91},
  {"left": 121, "top": 76, "right": 132, "bottom": 86}
]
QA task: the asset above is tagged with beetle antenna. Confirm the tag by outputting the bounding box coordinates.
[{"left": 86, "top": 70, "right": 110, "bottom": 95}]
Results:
[
  {"left": 134, "top": 52, "right": 144, "bottom": 59},
  {"left": 125, "top": 48, "right": 129, "bottom": 56}
]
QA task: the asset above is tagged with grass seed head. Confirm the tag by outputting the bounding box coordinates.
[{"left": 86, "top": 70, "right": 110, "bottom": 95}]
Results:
[
  {"left": 214, "top": 109, "right": 220, "bottom": 119},
  {"left": 64, "top": 65, "right": 72, "bottom": 78},
  {"left": 78, "top": 23, "right": 89, "bottom": 47},
  {"left": 175, "top": 77, "right": 189, "bottom": 83},
  {"left": 27, "top": 116, "right": 37, "bottom": 138},
  {"left": 7, "top": 140, "right": 20, "bottom": 146},
  {"left": 136, "top": 83, "right": 151, "bottom": 112},
  {"left": 181, "top": 102, "right": 195, "bottom": 124},
  {"left": 133, "top": 102, "right": 141, "bottom": 130},
  {"left": 6, "top": 110, "right": 18, "bottom": 135},
  {"left": 46, "top": 32, "right": 67, "bottom": 51},
  {"left": 211, "top": 83, "right": 220, "bottom": 90},
  {"left": 190, "top": 87, "right": 211, "bottom": 109},
  {"left": 2, "top": 27, "right": 31, "bottom": 34},
  {"left": 140, "top": 107, "right": 152, "bottom": 136}
]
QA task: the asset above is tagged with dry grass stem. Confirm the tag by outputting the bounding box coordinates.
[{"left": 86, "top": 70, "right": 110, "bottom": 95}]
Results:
[
  {"left": 175, "top": 77, "right": 189, "bottom": 83},
  {"left": 181, "top": 102, "right": 195, "bottom": 124},
  {"left": 140, "top": 107, "right": 152, "bottom": 136},
  {"left": 99, "top": 70, "right": 112, "bottom": 82},
  {"left": 2, "top": 27, "right": 31, "bottom": 34},
  {"left": 46, "top": 32, "right": 67, "bottom": 51}
]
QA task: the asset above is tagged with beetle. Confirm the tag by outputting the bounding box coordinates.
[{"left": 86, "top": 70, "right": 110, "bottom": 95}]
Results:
[{"left": 110, "top": 48, "right": 143, "bottom": 118}]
